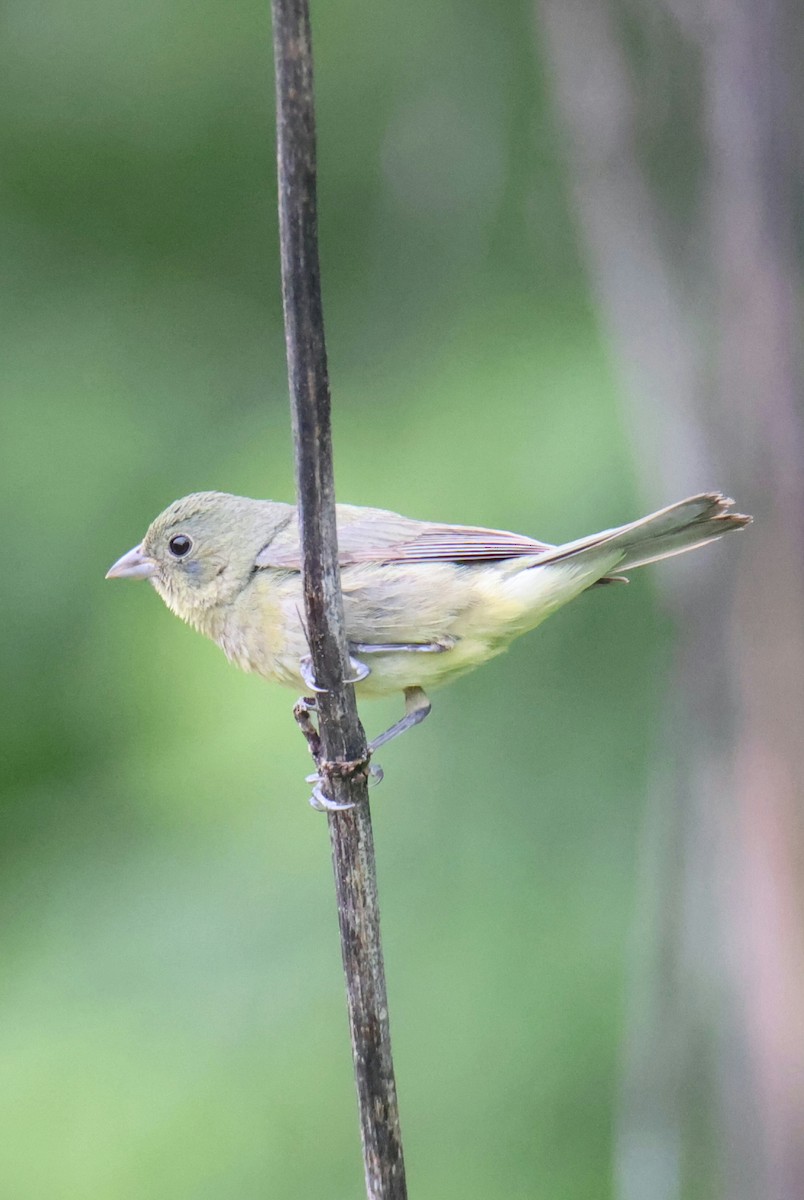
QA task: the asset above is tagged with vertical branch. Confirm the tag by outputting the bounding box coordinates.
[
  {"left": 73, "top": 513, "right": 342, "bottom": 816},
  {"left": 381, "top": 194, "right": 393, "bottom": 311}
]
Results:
[
  {"left": 539, "top": 2, "right": 804, "bottom": 1197},
  {"left": 270, "top": 2, "right": 407, "bottom": 1197},
  {"left": 704, "top": 3, "right": 804, "bottom": 1194},
  {"left": 537, "top": 9, "right": 720, "bottom": 1194}
]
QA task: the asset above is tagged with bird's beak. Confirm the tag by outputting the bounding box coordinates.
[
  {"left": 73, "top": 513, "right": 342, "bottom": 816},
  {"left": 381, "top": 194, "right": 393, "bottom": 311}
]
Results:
[{"left": 105, "top": 544, "right": 156, "bottom": 580}]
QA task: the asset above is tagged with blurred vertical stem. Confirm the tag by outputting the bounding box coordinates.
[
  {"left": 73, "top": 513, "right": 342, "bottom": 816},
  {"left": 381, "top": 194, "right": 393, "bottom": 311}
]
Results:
[
  {"left": 270, "top": 2, "right": 407, "bottom": 1198},
  {"left": 540, "top": 1, "right": 804, "bottom": 1196}
]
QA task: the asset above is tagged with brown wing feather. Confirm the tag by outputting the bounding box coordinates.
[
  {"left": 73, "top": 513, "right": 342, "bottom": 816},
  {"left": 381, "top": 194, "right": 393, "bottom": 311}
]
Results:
[
  {"left": 255, "top": 505, "right": 553, "bottom": 569},
  {"left": 338, "top": 524, "right": 554, "bottom": 565}
]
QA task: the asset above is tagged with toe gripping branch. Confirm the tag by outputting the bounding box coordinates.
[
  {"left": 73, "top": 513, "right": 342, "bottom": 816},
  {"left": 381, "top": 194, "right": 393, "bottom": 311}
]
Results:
[
  {"left": 293, "top": 696, "right": 378, "bottom": 812},
  {"left": 293, "top": 649, "right": 434, "bottom": 810},
  {"left": 295, "top": 652, "right": 374, "bottom": 811},
  {"left": 299, "top": 653, "right": 369, "bottom": 692}
]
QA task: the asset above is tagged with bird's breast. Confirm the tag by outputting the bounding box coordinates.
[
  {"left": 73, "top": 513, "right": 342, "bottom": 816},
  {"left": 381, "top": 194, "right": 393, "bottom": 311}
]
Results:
[{"left": 218, "top": 573, "right": 307, "bottom": 686}]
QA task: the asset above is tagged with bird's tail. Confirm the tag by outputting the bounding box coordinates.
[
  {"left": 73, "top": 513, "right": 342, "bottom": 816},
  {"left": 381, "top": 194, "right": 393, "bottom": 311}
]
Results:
[{"left": 536, "top": 493, "right": 751, "bottom": 576}]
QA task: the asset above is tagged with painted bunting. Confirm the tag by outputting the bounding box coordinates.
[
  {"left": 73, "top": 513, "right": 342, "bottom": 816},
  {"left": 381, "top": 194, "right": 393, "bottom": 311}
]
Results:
[{"left": 107, "top": 491, "right": 749, "bottom": 798}]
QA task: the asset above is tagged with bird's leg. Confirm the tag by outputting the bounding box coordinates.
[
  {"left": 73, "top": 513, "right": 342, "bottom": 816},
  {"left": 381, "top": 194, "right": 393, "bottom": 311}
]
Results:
[
  {"left": 351, "top": 637, "right": 455, "bottom": 656},
  {"left": 301, "top": 636, "right": 451, "bottom": 692},
  {"left": 307, "top": 687, "right": 431, "bottom": 809},
  {"left": 299, "top": 686, "right": 430, "bottom": 810},
  {"left": 369, "top": 686, "right": 432, "bottom": 752},
  {"left": 348, "top": 642, "right": 443, "bottom": 755},
  {"left": 349, "top": 641, "right": 447, "bottom": 759}
]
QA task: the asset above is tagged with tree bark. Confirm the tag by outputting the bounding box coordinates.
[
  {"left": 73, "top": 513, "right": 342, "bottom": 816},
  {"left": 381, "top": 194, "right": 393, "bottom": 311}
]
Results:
[{"left": 271, "top": 2, "right": 408, "bottom": 1196}]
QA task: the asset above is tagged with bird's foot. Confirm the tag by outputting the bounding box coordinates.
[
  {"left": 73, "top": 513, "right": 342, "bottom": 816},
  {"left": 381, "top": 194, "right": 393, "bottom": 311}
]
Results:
[
  {"left": 299, "top": 654, "right": 371, "bottom": 692},
  {"left": 299, "top": 656, "right": 327, "bottom": 693},
  {"left": 294, "top": 692, "right": 380, "bottom": 812},
  {"left": 345, "top": 655, "right": 371, "bottom": 684},
  {"left": 308, "top": 781, "right": 357, "bottom": 812},
  {"left": 304, "top": 758, "right": 380, "bottom": 811}
]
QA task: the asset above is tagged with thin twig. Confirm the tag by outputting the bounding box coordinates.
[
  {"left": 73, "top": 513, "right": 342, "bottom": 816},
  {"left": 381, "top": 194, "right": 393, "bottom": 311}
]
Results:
[{"left": 270, "top": 2, "right": 407, "bottom": 1197}]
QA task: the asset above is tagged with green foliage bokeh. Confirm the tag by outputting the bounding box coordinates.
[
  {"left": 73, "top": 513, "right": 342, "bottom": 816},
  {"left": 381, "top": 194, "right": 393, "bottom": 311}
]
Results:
[{"left": 1, "top": 2, "right": 670, "bottom": 1196}]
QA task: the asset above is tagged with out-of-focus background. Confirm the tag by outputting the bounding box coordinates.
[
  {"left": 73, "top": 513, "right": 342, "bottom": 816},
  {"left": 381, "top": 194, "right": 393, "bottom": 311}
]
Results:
[{"left": 2, "top": 1, "right": 802, "bottom": 1197}]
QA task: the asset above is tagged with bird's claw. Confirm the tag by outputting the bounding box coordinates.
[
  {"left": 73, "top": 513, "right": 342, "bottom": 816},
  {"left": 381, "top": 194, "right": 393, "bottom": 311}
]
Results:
[
  {"left": 309, "top": 784, "right": 357, "bottom": 812},
  {"left": 305, "top": 757, "right": 382, "bottom": 811},
  {"left": 299, "top": 655, "right": 327, "bottom": 693},
  {"left": 294, "top": 682, "right": 381, "bottom": 811},
  {"left": 299, "top": 654, "right": 370, "bottom": 693},
  {"left": 345, "top": 655, "right": 370, "bottom": 684}
]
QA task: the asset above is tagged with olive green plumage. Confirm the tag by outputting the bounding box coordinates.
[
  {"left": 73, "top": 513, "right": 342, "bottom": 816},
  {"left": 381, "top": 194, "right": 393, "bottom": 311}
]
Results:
[{"left": 108, "top": 491, "right": 750, "bottom": 712}]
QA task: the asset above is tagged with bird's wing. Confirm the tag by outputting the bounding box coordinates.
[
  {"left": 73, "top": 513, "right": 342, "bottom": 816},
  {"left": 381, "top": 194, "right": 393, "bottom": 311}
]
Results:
[{"left": 255, "top": 505, "right": 553, "bottom": 569}]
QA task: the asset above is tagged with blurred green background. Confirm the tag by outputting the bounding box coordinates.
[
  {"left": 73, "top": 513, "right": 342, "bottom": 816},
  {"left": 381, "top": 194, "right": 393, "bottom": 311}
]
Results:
[{"left": 2, "top": 1, "right": 773, "bottom": 1197}]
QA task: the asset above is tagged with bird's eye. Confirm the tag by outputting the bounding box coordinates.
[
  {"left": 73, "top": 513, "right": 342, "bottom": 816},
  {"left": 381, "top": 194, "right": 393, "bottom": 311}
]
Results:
[{"left": 168, "top": 534, "right": 193, "bottom": 558}]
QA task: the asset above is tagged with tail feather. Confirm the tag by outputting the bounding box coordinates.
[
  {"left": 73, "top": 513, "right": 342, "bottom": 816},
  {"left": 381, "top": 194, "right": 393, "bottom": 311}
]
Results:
[{"left": 536, "top": 493, "right": 751, "bottom": 576}]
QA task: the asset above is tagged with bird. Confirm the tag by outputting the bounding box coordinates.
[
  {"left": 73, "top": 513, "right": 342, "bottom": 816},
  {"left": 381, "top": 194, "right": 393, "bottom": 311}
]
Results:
[{"left": 107, "top": 491, "right": 750, "bottom": 805}]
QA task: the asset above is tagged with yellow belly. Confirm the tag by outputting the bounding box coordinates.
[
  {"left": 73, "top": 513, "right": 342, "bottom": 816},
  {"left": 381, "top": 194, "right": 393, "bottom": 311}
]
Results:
[{"left": 221, "top": 552, "right": 622, "bottom": 697}]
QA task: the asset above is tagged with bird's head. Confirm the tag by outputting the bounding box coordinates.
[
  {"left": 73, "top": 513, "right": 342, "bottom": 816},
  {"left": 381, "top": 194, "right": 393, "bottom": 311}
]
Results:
[{"left": 106, "top": 491, "right": 291, "bottom": 621}]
